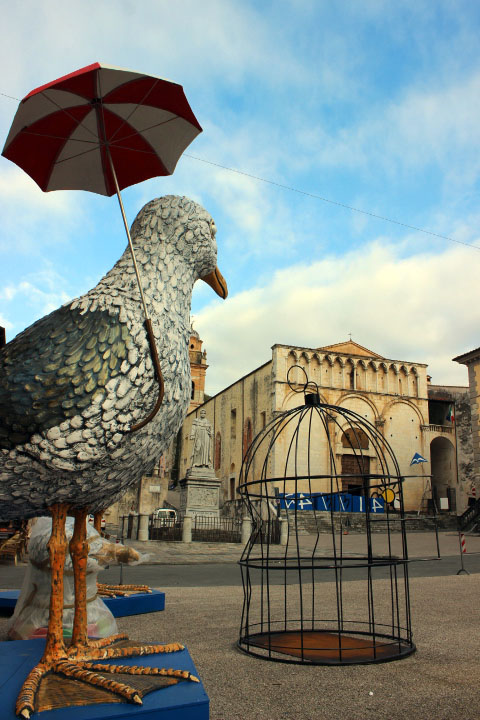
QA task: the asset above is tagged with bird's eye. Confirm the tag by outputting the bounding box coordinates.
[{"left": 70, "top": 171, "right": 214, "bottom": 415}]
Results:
[{"left": 210, "top": 220, "right": 217, "bottom": 239}]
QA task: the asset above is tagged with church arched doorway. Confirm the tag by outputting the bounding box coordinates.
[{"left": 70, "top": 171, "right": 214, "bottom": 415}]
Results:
[
  {"left": 430, "top": 436, "right": 456, "bottom": 511},
  {"left": 340, "top": 427, "right": 370, "bottom": 495}
]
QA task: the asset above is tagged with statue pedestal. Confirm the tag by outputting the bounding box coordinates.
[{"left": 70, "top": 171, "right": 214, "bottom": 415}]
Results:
[{"left": 180, "top": 467, "right": 221, "bottom": 520}]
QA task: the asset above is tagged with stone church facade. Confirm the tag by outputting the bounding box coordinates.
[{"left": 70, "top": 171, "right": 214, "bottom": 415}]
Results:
[{"left": 174, "top": 340, "right": 470, "bottom": 515}]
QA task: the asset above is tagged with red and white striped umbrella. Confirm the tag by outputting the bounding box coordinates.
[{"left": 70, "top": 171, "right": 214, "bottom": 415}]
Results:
[
  {"left": 2, "top": 61, "right": 202, "bottom": 195},
  {"left": 2, "top": 62, "right": 203, "bottom": 430}
]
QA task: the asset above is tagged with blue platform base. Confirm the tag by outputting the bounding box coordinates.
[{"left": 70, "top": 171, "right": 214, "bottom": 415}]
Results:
[
  {"left": 0, "top": 590, "right": 165, "bottom": 618},
  {"left": 0, "top": 591, "right": 18, "bottom": 613},
  {"left": 0, "top": 639, "right": 209, "bottom": 720}
]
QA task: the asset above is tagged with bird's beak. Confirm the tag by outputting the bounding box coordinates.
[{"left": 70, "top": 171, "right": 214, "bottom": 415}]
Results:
[{"left": 201, "top": 267, "right": 228, "bottom": 299}]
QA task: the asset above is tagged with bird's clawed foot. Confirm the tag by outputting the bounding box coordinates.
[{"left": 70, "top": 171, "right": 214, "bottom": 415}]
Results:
[
  {"left": 97, "top": 583, "right": 152, "bottom": 597},
  {"left": 16, "top": 636, "right": 197, "bottom": 718}
]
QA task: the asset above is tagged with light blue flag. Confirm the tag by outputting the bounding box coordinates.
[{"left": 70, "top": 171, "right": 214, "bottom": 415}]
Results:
[{"left": 410, "top": 452, "right": 428, "bottom": 466}]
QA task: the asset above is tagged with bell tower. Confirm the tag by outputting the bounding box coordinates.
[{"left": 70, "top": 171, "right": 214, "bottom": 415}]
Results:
[{"left": 189, "top": 329, "right": 208, "bottom": 412}]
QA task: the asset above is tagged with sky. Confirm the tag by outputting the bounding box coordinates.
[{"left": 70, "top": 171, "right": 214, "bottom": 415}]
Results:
[{"left": 1, "top": 0, "right": 480, "bottom": 396}]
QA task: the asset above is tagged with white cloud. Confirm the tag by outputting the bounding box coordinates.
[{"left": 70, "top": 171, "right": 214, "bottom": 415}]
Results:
[
  {"left": 195, "top": 239, "right": 475, "bottom": 396},
  {"left": 301, "top": 69, "right": 480, "bottom": 187},
  {"left": 0, "top": 165, "right": 86, "bottom": 256},
  {"left": 0, "top": 167, "right": 72, "bottom": 213},
  {"left": 0, "top": 314, "right": 12, "bottom": 331},
  {"left": 0, "top": 267, "right": 72, "bottom": 339},
  {"left": 0, "top": 0, "right": 305, "bottom": 106}
]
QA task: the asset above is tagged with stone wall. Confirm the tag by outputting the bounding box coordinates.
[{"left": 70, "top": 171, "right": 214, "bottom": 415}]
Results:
[{"left": 428, "top": 384, "right": 473, "bottom": 513}]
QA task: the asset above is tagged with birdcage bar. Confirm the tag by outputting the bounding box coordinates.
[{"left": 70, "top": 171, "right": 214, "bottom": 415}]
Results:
[{"left": 238, "top": 372, "right": 415, "bottom": 665}]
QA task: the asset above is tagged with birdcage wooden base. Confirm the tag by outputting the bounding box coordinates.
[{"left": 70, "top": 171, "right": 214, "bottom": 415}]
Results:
[
  {"left": 0, "top": 639, "right": 208, "bottom": 720},
  {"left": 239, "top": 630, "right": 415, "bottom": 665}
]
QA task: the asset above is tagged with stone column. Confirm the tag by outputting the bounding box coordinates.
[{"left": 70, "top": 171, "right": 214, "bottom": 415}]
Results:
[
  {"left": 131, "top": 514, "right": 139, "bottom": 540},
  {"left": 241, "top": 517, "right": 252, "bottom": 545},
  {"left": 182, "top": 514, "right": 192, "bottom": 543},
  {"left": 138, "top": 513, "right": 149, "bottom": 542},
  {"left": 280, "top": 517, "right": 289, "bottom": 546}
]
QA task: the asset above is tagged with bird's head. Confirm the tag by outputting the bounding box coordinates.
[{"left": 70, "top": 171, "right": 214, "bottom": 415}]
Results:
[{"left": 130, "top": 195, "right": 228, "bottom": 299}]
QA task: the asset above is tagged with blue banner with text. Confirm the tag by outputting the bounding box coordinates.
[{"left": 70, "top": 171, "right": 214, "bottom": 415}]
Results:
[{"left": 278, "top": 492, "right": 384, "bottom": 513}]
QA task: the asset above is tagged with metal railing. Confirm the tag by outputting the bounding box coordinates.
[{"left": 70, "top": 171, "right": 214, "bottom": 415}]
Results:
[
  {"left": 149, "top": 516, "right": 182, "bottom": 541},
  {"left": 147, "top": 514, "right": 243, "bottom": 543},
  {"left": 248, "top": 519, "right": 281, "bottom": 544},
  {"left": 193, "top": 516, "right": 242, "bottom": 543},
  {"left": 457, "top": 497, "right": 480, "bottom": 531},
  {"left": 420, "top": 424, "right": 453, "bottom": 434}
]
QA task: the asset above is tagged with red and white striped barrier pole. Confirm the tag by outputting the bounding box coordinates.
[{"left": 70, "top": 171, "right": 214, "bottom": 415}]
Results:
[{"left": 457, "top": 531, "right": 470, "bottom": 575}]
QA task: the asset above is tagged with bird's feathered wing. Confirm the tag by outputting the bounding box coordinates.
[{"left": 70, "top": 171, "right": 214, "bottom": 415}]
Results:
[{"left": 0, "top": 306, "right": 132, "bottom": 449}]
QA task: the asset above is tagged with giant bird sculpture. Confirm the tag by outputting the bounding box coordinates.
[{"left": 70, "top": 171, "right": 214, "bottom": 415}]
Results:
[{"left": 0, "top": 195, "right": 227, "bottom": 718}]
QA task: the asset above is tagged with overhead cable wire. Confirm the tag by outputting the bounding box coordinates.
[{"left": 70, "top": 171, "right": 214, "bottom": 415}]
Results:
[
  {"left": 184, "top": 154, "right": 480, "bottom": 252},
  {"left": 1, "top": 89, "right": 479, "bottom": 252},
  {"left": 0, "top": 92, "right": 19, "bottom": 101}
]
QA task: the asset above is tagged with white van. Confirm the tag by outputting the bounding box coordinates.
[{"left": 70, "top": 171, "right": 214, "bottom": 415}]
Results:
[{"left": 152, "top": 508, "right": 177, "bottom": 525}]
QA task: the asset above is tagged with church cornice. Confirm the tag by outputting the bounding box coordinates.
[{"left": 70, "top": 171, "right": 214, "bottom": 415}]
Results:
[{"left": 273, "top": 342, "right": 427, "bottom": 369}]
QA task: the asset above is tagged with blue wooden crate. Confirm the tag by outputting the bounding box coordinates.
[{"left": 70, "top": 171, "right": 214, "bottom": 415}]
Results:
[{"left": 0, "top": 590, "right": 165, "bottom": 617}]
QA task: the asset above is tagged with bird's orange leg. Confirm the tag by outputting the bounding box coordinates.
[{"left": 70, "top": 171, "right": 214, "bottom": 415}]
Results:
[
  {"left": 92, "top": 511, "right": 103, "bottom": 535},
  {"left": 69, "top": 508, "right": 90, "bottom": 651},
  {"left": 16, "top": 503, "right": 69, "bottom": 719},
  {"left": 43, "top": 503, "right": 69, "bottom": 663}
]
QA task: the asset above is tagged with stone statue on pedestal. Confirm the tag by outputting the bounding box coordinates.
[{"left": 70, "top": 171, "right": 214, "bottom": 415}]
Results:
[
  {"left": 180, "top": 409, "right": 221, "bottom": 519},
  {"left": 189, "top": 409, "right": 213, "bottom": 468}
]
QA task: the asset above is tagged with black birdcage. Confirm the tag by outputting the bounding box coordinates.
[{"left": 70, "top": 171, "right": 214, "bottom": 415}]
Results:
[{"left": 238, "top": 366, "right": 415, "bottom": 665}]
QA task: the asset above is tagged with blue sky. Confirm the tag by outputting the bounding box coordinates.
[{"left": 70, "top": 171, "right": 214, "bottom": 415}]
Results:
[{"left": 1, "top": 0, "right": 480, "bottom": 395}]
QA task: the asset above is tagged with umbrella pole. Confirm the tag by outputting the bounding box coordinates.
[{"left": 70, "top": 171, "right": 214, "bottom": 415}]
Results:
[
  {"left": 105, "top": 149, "right": 165, "bottom": 432},
  {"left": 105, "top": 151, "right": 150, "bottom": 321}
]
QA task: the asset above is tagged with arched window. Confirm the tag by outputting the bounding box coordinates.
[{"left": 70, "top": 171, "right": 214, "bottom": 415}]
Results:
[
  {"left": 342, "top": 427, "right": 369, "bottom": 450},
  {"left": 410, "top": 370, "right": 418, "bottom": 397},
  {"left": 345, "top": 360, "right": 355, "bottom": 389},
  {"left": 215, "top": 432, "right": 222, "bottom": 471},
  {"left": 191, "top": 381, "right": 195, "bottom": 400},
  {"left": 356, "top": 362, "right": 366, "bottom": 390}
]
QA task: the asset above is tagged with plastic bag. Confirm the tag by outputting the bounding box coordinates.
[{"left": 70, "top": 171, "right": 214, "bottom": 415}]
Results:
[{"left": 7, "top": 517, "right": 143, "bottom": 640}]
